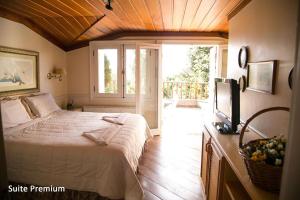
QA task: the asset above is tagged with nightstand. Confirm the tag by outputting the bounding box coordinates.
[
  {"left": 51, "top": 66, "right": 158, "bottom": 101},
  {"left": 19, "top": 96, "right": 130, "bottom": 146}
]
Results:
[{"left": 67, "top": 107, "right": 83, "bottom": 112}]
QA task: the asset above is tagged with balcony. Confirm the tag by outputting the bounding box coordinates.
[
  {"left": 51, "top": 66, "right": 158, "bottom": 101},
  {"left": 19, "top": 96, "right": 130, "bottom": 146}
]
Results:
[{"left": 163, "top": 81, "right": 209, "bottom": 108}]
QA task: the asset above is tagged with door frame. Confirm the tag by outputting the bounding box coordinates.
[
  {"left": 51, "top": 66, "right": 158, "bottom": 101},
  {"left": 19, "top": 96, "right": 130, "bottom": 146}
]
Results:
[{"left": 136, "top": 43, "right": 162, "bottom": 135}]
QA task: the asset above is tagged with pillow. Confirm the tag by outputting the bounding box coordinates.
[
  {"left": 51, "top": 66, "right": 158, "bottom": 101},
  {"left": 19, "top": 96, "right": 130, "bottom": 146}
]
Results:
[
  {"left": 1, "top": 99, "right": 32, "bottom": 129},
  {"left": 25, "top": 93, "right": 61, "bottom": 117},
  {"left": 20, "top": 97, "right": 38, "bottom": 119}
]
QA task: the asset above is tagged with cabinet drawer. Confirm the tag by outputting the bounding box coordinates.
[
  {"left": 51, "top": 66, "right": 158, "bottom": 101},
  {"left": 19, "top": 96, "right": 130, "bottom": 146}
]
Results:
[{"left": 208, "top": 141, "right": 225, "bottom": 200}]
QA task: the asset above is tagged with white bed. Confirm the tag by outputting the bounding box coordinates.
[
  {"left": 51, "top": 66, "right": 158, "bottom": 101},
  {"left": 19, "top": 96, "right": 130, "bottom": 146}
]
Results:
[{"left": 3, "top": 110, "right": 151, "bottom": 200}]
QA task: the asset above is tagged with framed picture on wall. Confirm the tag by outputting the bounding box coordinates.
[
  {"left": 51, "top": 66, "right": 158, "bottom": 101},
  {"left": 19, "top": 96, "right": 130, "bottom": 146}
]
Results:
[
  {"left": 0, "top": 46, "right": 39, "bottom": 96},
  {"left": 247, "top": 60, "right": 277, "bottom": 94}
]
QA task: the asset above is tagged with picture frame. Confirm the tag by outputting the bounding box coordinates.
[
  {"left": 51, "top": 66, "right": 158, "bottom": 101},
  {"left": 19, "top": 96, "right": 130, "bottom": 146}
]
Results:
[
  {"left": 0, "top": 46, "right": 39, "bottom": 96},
  {"left": 247, "top": 60, "right": 277, "bottom": 94}
]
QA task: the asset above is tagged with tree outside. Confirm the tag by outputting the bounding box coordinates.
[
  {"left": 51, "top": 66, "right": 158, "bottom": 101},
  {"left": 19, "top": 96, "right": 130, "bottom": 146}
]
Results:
[
  {"left": 163, "top": 46, "right": 211, "bottom": 100},
  {"left": 104, "top": 55, "right": 113, "bottom": 93}
]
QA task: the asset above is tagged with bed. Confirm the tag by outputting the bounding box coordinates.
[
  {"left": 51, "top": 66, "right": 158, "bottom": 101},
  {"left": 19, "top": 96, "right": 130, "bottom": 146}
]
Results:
[{"left": 2, "top": 94, "right": 151, "bottom": 200}]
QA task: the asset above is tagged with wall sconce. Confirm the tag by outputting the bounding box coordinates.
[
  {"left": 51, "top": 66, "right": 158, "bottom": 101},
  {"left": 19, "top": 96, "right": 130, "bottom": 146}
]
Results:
[{"left": 47, "top": 68, "right": 66, "bottom": 81}]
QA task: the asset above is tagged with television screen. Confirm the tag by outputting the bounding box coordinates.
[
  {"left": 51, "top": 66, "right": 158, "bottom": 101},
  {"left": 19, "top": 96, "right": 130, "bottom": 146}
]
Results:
[
  {"left": 216, "top": 82, "right": 231, "bottom": 120},
  {"left": 215, "top": 78, "right": 240, "bottom": 133}
]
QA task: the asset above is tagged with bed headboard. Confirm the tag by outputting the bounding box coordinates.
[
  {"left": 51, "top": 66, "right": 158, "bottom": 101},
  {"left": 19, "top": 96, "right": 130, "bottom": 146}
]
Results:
[{"left": 0, "top": 106, "right": 8, "bottom": 193}]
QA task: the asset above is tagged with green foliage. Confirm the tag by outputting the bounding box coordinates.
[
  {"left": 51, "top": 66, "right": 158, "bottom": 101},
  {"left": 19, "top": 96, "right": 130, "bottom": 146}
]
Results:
[
  {"left": 188, "top": 46, "right": 211, "bottom": 82},
  {"left": 163, "top": 46, "right": 211, "bottom": 99},
  {"left": 104, "top": 55, "right": 112, "bottom": 93},
  {"left": 167, "top": 46, "right": 211, "bottom": 83}
]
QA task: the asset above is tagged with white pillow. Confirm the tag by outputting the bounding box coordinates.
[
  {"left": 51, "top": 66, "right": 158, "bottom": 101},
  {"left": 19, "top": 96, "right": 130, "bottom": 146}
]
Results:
[
  {"left": 25, "top": 93, "right": 61, "bottom": 117},
  {"left": 1, "top": 99, "right": 32, "bottom": 129}
]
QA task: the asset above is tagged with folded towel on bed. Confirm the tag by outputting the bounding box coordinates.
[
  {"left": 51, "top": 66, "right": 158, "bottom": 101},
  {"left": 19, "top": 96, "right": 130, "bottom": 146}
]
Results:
[
  {"left": 82, "top": 125, "right": 120, "bottom": 145},
  {"left": 102, "top": 113, "right": 128, "bottom": 125}
]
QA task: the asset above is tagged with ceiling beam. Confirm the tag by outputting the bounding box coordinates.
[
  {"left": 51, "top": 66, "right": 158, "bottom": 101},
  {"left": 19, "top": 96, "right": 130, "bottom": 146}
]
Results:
[
  {"left": 228, "top": 0, "right": 252, "bottom": 20},
  {"left": 72, "top": 14, "right": 106, "bottom": 42},
  {"left": 66, "top": 30, "right": 229, "bottom": 51},
  {"left": 0, "top": 6, "right": 66, "bottom": 50}
]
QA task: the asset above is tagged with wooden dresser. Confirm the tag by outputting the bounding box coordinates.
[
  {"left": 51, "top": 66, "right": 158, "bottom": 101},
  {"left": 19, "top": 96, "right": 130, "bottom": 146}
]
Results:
[{"left": 201, "top": 119, "right": 279, "bottom": 200}]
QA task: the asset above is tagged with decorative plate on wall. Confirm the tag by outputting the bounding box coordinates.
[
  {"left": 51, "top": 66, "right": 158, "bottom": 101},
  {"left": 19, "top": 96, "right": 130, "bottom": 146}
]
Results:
[
  {"left": 239, "top": 75, "right": 247, "bottom": 92},
  {"left": 238, "top": 46, "right": 249, "bottom": 68},
  {"left": 288, "top": 67, "right": 294, "bottom": 89}
]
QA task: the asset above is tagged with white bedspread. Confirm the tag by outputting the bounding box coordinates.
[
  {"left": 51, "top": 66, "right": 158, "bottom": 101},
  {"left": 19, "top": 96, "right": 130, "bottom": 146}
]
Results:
[{"left": 4, "top": 110, "right": 151, "bottom": 200}]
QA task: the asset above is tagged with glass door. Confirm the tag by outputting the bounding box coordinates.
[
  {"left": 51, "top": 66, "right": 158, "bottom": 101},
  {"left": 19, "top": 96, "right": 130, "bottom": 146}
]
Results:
[{"left": 136, "top": 44, "right": 162, "bottom": 133}]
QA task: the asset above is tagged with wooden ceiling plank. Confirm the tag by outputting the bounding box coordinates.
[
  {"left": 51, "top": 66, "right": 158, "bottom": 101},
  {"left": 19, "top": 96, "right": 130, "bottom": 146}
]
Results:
[
  {"left": 173, "top": 0, "right": 188, "bottom": 31},
  {"left": 0, "top": 6, "right": 66, "bottom": 49},
  {"left": 0, "top": 3, "right": 67, "bottom": 41},
  {"left": 25, "top": 0, "right": 90, "bottom": 34},
  {"left": 97, "top": 16, "right": 119, "bottom": 31},
  {"left": 160, "top": 0, "right": 173, "bottom": 30},
  {"left": 37, "top": 0, "right": 86, "bottom": 30},
  {"left": 88, "top": 0, "right": 131, "bottom": 30},
  {"left": 59, "top": 0, "right": 97, "bottom": 25},
  {"left": 72, "top": 14, "right": 105, "bottom": 42},
  {"left": 213, "top": 21, "right": 227, "bottom": 32},
  {"left": 0, "top": 3, "right": 72, "bottom": 41},
  {"left": 129, "top": 0, "right": 155, "bottom": 30},
  {"left": 190, "top": 0, "right": 215, "bottom": 29},
  {"left": 108, "top": 0, "right": 140, "bottom": 30},
  {"left": 39, "top": 0, "right": 89, "bottom": 29},
  {"left": 52, "top": 0, "right": 92, "bottom": 27},
  {"left": 206, "top": 0, "right": 241, "bottom": 31},
  {"left": 38, "top": 18, "right": 73, "bottom": 43},
  {"left": 27, "top": 0, "right": 96, "bottom": 34},
  {"left": 77, "top": 0, "right": 104, "bottom": 15},
  {"left": 181, "top": 0, "right": 202, "bottom": 30},
  {"left": 11, "top": 2, "right": 77, "bottom": 39},
  {"left": 85, "top": 0, "right": 124, "bottom": 33},
  {"left": 144, "top": 0, "right": 164, "bottom": 31},
  {"left": 24, "top": 0, "right": 61, "bottom": 17},
  {"left": 198, "top": 0, "right": 230, "bottom": 30},
  {"left": 18, "top": 0, "right": 82, "bottom": 38},
  {"left": 114, "top": 0, "right": 146, "bottom": 29},
  {"left": 84, "top": 27, "right": 105, "bottom": 39}
]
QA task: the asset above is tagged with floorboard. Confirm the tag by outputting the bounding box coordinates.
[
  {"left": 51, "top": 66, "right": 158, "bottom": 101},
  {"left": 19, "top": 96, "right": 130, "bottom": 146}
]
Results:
[{"left": 138, "top": 136, "right": 204, "bottom": 200}]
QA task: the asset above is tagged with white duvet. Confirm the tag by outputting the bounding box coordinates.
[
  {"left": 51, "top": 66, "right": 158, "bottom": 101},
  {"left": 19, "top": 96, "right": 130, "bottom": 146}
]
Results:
[{"left": 4, "top": 110, "right": 151, "bottom": 200}]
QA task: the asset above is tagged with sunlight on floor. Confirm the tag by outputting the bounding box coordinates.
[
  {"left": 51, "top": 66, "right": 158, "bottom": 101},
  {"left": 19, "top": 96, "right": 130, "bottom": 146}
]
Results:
[{"left": 139, "top": 103, "right": 207, "bottom": 200}]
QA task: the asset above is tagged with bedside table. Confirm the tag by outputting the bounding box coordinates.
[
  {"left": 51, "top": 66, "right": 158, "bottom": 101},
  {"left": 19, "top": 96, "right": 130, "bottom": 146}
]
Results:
[{"left": 67, "top": 107, "right": 83, "bottom": 112}]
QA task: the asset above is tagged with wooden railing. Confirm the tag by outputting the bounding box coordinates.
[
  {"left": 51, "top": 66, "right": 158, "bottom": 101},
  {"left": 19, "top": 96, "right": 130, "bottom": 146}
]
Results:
[{"left": 163, "top": 81, "right": 209, "bottom": 100}]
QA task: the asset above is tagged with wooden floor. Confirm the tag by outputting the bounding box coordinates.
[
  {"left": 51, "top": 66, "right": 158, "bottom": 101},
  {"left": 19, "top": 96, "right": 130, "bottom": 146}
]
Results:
[{"left": 138, "top": 107, "right": 205, "bottom": 200}]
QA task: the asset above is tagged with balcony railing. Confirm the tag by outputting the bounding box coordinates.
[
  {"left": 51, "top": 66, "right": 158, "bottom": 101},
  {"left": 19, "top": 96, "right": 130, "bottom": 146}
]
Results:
[{"left": 163, "top": 81, "right": 209, "bottom": 100}]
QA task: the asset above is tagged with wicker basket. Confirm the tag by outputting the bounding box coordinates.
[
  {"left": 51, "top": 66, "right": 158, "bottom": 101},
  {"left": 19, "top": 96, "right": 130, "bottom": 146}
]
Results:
[{"left": 239, "top": 107, "right": 289, "bottom": 192}]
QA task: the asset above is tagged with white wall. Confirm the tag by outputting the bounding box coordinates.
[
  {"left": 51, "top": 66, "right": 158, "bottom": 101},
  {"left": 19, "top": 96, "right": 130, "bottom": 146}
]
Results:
[
  {"left": 227, "top": 0, "right": 298, "bottom": 137},
  {"left": 0, "top": 17, "right": 68, "bottom": 107},
  {"left": 66, "top": 47, "right": 90, "bottom": 106}
]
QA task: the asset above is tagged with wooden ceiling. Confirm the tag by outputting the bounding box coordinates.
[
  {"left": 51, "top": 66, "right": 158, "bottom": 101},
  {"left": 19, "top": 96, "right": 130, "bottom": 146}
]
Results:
[{"left": 0, "top": 0, "right": 249, "bottom": 51}]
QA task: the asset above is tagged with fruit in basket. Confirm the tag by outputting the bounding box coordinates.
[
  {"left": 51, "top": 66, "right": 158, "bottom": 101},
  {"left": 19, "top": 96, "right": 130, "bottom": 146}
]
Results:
[{"left": 243, "top": 136, "right": 286, "bottom": 166}]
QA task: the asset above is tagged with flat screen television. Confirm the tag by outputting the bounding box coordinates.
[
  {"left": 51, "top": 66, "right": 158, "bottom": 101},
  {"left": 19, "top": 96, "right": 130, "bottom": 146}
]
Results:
[{"left": 215, "top": 78, "right": 240, "bottom": 133}]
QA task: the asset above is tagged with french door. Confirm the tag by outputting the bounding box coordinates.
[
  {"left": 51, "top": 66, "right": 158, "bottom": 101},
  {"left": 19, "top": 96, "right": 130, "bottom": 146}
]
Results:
[{"left": 135, "top": 44, "right": 162, "bottom": 134}]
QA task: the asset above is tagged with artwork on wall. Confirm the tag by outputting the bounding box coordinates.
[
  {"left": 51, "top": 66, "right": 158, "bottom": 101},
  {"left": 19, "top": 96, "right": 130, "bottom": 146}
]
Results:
[
  {"left": 0, "top": 46, "right": 39, "bottom": 96},
  {"left": 247, "top": 60, "right": 277, "bottom": 94}
]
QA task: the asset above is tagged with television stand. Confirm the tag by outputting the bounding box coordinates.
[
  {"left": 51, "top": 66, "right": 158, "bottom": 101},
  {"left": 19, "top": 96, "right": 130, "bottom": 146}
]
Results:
[{"left": 212, "top": 122, "right": 237, "bottom": 134}]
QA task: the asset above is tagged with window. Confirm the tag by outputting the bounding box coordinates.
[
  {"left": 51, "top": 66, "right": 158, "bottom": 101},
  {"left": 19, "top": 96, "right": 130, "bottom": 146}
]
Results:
[
  {"left": 91, "top": 43, "right": 157, "bottom": 100},
  {"left": 125, "top": 48, "right": 135, "bottom": 95},
  {"left": 98, "top": 49, "right": 118, "bottom": 94},
  {"left": 91, "top": 44, "right": 136, "bottom": 99}
]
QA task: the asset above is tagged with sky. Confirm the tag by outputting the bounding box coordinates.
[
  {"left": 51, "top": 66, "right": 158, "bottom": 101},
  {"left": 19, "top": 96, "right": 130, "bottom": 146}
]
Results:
[{"left": 162, "top": 44, "right": 194, "bottom": 79}]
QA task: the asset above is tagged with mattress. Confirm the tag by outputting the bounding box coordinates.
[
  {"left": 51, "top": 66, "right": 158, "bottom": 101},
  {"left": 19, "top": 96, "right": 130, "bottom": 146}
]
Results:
[{"left": 4, "top": 110, "right": 151, "bottom": 200}]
